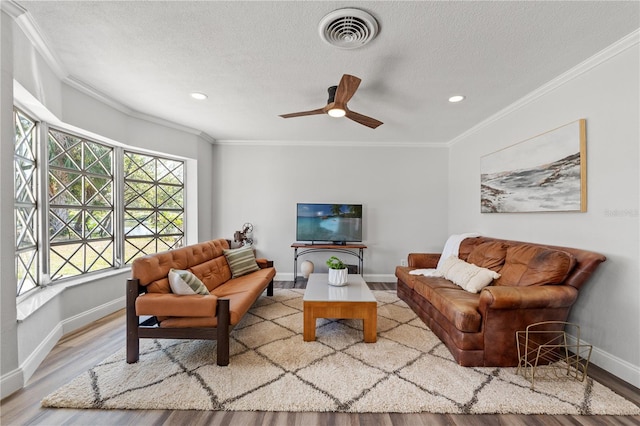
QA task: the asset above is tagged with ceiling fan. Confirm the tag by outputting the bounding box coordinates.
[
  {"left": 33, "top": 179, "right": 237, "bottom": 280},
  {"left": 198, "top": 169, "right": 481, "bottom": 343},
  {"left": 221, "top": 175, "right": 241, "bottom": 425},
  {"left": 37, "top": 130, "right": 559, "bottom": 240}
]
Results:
[{"left": 279, "top": 74, "right": 383, "bottom": 129}]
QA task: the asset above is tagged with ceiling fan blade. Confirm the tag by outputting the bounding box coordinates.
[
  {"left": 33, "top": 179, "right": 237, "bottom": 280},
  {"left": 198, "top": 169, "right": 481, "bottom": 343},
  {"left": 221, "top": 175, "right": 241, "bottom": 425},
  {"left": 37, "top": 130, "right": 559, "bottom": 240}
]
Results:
[
  {"left": 334, "top": 74, "right": 361, "bottom": 105},
  {"left": 279, "top": 108, "right": 326, "bottom": 118},
  {"left": 345, "top": 110, "right": 383, "bottom": 129}
]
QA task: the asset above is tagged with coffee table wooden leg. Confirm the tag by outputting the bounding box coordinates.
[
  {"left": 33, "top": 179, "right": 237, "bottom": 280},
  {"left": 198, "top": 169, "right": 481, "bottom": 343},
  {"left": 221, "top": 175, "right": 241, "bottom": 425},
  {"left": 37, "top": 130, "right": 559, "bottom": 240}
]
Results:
[
  {"left": 303, "top": 306, "right": 316, "bottom": 341},
  {"left": 363, "top": 305, "right": 377, "bottom": 343}
]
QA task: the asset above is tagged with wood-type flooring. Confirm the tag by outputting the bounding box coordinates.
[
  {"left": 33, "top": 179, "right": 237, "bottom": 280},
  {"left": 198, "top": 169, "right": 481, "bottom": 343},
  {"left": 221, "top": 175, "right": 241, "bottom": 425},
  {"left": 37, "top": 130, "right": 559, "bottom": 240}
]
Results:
[{"left": 2, "top": 281, "right": 639, "bottom": 425}]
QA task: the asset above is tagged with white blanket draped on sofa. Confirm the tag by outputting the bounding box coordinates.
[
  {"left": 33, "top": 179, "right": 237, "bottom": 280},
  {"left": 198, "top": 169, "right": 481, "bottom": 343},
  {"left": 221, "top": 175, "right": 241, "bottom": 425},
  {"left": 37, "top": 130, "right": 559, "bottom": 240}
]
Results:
[{"left": 409, "top": 232, "right": 480, "bottom": 277}]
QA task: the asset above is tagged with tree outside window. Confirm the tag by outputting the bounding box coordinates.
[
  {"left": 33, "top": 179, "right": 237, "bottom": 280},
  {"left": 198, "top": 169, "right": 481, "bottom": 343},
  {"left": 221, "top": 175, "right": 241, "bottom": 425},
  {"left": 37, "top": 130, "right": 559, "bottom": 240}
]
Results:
[
  {"left": 48, "top": 129, "right": 114, "bottom": 280},
  {"left": 123, "top": 152, "right": 184, "bottom": 264}
]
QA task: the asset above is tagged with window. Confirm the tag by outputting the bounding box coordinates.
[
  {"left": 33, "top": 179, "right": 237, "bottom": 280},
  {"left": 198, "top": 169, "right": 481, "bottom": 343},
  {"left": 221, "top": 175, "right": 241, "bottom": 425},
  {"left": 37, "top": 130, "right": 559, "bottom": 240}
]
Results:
[
  {"left": 48, "top": 129, "right": 114, "bottom": 280},
  {"left": 13, "top": 109, "right": 186, "bottom": 294},
  {"left": 123, "top": 152, "right": 184, "bottom": 264},
  {"left": 14, "top": 109, "right": 39, "bottom": 296}
]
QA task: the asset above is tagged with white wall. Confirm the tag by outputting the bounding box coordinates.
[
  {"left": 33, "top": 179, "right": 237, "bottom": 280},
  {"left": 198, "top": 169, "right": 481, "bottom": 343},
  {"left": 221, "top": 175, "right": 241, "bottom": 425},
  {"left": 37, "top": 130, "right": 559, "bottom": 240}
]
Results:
[
  {"left": 1, "top": 16, "right": 216, "bottom": 398},
  {"left": 1, "top": 10, "right": 21, "bottom": 397},
  {"left": 213, "top": 143, "right": 449, "bottom": 280},
  {"left": 448, "top": 35, "right": 639, "bottom": 387},
  {"left": 3, "top": 7, "right": 638, "bottom": 398}
]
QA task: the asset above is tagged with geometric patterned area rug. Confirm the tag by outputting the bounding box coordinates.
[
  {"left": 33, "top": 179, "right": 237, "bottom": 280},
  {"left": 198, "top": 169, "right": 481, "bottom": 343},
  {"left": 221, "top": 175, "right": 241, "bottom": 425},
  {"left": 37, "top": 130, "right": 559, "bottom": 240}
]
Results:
[{"left": 42, "top": 289, "right": 640, "bottom": 415}]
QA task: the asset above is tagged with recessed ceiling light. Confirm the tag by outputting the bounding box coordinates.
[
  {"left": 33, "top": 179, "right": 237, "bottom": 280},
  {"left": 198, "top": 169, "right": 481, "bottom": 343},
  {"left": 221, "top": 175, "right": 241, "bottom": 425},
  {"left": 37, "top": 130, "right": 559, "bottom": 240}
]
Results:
[
  {"left": 190, "top": 92, "right": 208, "bottom": 100},
  {"left": 448, "top": 95, "right": 465, "bottom": 103}
]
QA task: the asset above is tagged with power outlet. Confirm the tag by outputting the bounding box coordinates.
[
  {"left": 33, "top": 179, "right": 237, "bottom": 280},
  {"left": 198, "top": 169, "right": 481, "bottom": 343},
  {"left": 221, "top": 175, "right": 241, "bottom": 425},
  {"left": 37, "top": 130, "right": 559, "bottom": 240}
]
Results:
[{"left": 400, "top": 259, "right": 407, "bottom": 267}]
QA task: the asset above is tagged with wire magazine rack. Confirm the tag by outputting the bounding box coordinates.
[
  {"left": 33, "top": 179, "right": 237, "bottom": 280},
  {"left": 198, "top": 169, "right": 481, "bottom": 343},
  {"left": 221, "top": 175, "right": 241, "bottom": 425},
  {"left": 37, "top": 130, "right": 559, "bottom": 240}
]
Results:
[{"left": 516, "top": 321, "right": 593, "bottom": 390}]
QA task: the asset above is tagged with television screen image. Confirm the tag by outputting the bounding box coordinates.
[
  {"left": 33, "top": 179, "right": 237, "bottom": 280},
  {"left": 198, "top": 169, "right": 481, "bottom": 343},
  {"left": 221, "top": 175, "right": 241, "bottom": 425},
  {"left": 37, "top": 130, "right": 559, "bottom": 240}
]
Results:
[{"left": 296, "top": 203, "right": 362, "bottom": 243}]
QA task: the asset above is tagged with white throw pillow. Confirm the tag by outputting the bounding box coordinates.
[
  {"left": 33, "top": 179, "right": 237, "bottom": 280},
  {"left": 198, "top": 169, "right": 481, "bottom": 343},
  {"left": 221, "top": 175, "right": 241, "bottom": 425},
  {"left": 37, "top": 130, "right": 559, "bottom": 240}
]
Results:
[
  {"left": 437, "top": 256, "right": 500, "bottom": 293},
  {"left": 168, "top": 268, "right": 210, "bottom": 295}
]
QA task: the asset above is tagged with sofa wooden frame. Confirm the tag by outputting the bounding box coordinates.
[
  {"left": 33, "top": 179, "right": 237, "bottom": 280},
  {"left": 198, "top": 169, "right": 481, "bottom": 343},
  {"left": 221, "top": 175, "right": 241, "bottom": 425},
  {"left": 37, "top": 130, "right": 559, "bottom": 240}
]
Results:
[{"left": 126, "top": 261, "right": 274, "bottom": 367}]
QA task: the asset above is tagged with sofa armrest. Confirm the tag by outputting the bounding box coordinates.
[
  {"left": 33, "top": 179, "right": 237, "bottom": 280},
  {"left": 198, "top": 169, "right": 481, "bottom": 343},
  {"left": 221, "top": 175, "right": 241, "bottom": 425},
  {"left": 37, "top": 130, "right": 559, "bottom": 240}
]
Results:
[
  {"left": 479, "top": 285, "right": 578, "bottom": 311},
  {"left": 136, "top": 293, "right": 218, "bottom": 317},
  {"left": 408, "top": 253, "right": 441, "bottom": 268},
  {"left": 256, "top": 258, "right": 274, "bottom": 269}
]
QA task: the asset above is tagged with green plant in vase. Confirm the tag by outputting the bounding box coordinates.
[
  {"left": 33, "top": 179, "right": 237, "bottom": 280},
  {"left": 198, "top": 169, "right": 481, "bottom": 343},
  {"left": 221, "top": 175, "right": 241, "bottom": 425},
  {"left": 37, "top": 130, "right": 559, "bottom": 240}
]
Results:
[
  {"left": 326, "top": 256, "right": 348, "bottom": 286},
  {"left": 326, "top": 256, "right": 346, "bottom": 270}
]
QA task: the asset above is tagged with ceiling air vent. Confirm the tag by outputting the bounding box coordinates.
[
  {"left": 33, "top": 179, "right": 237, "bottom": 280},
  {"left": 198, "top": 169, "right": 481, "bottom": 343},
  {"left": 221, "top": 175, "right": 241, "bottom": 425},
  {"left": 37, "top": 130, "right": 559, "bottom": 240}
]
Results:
[{"left": 318, "top": 8, "right": 379, "bottom": 49}]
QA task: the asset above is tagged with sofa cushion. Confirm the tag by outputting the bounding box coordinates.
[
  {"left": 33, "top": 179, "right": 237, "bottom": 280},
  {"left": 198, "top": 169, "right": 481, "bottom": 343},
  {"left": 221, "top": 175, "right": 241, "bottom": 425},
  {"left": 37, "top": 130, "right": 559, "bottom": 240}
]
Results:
[
  {"left": 413, "top": 276, "right": 459, "bottom": 301},
  {"left": 467, "top": 241, "right": 508, "bottom": 271},
  {"left": 136, "top": 292, "right": 217, "bottom": 317},
  {"left": 223, "top": 246, "right": 260, "bottom": 278},
  {"left": 211, "top": 268, "right": 276, "bottom": 324},
  {"left": 132, "top": 239, "right": 231, "bottom": 293},
  {"left": 494, "top": 244, "right": 576, "bottom": 287},
  {"left": 168, "top": 269, "right": 210, "bottom": 295},
  {"left": 395, "top": 266, "right": 420, "bottom": 290},
  {"left": 428, "top": 287, "right": 482, "bottom": 333},
  {"left": 190, "top": 256, "right": 232, "bottom": 291},
  {"left": 438, "top": 256, "right": 500, "bottom": 293}
]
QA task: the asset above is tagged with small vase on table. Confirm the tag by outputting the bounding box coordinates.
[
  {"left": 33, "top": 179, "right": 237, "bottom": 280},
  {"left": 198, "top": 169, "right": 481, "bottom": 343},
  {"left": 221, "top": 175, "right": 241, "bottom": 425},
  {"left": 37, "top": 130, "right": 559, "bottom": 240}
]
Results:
[{"left": 326, "top": 256, "right": 348, "bottom": 287}]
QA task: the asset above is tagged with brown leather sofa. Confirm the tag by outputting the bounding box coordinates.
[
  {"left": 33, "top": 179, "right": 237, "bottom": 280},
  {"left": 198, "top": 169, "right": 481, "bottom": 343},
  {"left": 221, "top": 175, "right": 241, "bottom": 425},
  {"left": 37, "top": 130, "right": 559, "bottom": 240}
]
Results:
[
  {"left": 126, "top": 239, "right": 275, "bottom": 366},
  {"left": 395, "top": 236, "right": 606, "bottom": 367}
]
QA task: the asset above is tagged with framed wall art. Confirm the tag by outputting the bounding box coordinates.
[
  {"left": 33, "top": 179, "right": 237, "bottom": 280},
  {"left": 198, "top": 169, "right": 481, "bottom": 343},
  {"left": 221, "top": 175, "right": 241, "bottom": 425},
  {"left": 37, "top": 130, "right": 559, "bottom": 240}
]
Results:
[{"left": 481, "top": 119, "right": 586, "bottom": 213}]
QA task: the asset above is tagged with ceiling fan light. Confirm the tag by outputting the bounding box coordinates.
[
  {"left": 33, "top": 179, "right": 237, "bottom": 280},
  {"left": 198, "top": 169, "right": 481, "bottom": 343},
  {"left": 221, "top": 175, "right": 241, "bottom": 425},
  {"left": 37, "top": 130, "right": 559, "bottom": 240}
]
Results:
[{"left": 328, "top": 108, "right": 346, "bottom": 118}]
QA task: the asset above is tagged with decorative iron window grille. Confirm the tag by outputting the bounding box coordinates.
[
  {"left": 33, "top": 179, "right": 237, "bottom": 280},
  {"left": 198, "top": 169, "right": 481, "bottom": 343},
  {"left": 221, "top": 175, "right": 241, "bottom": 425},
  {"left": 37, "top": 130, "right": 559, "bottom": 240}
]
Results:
[
  {"left": 14, "top": 109, "right": 39, "bottom": 296},
  {"left": 13, "top": 109, "right": 187, "bottom": 294},
  {"left": 123, "top": 151, "right": 184, "bottom": 264},
  {"left": 48, "top": 128, "right": 114, "bottom": 280}
]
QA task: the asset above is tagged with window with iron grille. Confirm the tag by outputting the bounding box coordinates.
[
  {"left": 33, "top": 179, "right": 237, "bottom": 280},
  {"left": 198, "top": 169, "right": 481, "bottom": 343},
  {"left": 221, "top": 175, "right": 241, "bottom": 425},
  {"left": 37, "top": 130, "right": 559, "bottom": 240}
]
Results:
[
  {"left": 14, "top": 109, "right": 39, "bottom": 296},
  {"left": 48, "top": 128, "right": 114, "bottom": 280},
  {"left": 123, "top": 151, "right": 184, "bottom": 264},
  {"left": 13, "top": 109, "right": 187, "bottom": 295}
]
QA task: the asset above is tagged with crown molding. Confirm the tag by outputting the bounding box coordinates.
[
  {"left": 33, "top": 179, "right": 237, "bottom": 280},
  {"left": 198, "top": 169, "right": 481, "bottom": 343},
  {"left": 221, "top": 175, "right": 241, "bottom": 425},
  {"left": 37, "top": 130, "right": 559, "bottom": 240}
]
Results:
[
  {"left": 448, "top": 29, "right": 640, "bottom": 147},
  {"left": 63, "top": 77, "right": 216, "bottom": 144},
  {"left": 63, "top": 76, "right": 133, "bottom": 115},
  {"left": 4, "top": 1, "right": 68, "bottom": 79},
  {"left": 1, "top": 0, "right": 26, "bottom": 18},
  {"left": 8, "top": 3, "right": 216, "bottom": 144},
  {"left": 214, "top": 139, "right": 447, "bottom": 148}
]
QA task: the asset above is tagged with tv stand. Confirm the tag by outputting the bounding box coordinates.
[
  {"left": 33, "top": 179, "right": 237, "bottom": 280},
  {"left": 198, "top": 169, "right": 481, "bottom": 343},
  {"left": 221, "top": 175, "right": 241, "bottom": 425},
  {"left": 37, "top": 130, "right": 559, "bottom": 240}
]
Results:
[{"left": 291, "top": 243, "right": 367, "bottom": 283}]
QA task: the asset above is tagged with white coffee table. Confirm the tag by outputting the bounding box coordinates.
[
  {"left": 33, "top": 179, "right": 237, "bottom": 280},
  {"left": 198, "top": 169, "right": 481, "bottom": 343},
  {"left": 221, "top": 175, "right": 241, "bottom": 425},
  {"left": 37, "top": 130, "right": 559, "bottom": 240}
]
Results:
[{"left": 303, "top": 273, "right": 377, "bottom": 343}]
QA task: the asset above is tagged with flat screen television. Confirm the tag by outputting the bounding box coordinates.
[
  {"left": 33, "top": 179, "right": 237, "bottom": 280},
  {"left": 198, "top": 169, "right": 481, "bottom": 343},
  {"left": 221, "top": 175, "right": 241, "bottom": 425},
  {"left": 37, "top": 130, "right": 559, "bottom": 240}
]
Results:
[{"left": 296, "top": 203, "right": 363, "bottom": 244}]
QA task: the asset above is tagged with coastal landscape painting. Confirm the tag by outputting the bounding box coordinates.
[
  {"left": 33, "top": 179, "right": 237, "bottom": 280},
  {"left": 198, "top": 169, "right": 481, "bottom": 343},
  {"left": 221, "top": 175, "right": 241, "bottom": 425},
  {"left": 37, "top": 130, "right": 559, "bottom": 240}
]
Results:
[{"left": 481, "top": 120, "right": 586, "bottom": 213}]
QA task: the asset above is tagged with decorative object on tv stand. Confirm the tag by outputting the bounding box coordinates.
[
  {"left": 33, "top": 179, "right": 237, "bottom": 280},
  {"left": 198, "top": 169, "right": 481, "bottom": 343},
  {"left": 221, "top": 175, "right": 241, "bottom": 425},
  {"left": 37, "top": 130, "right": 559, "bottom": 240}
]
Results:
[
  {"left": 233, "top": 222, "right": 254, "bottom": 246},
  {"left": 326, "top": 256, "right": 348, "bottom": 286},
  {"left": 300, "top": 260, "right": 314, "bottom": 279}
]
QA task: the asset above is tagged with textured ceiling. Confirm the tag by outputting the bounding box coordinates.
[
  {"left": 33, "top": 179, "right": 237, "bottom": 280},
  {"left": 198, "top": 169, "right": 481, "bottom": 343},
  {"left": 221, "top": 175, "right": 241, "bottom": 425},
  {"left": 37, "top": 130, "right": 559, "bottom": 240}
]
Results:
[{"left": 14, "top": 1, "right": 640, "bottom": 144}]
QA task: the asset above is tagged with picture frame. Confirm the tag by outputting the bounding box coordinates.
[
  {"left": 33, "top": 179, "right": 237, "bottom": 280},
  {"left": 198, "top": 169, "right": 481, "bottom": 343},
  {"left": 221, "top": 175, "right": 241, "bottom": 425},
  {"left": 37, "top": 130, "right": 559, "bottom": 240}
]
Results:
[{"left": 481, "top": 119, "right": 586, "bottom": 213}]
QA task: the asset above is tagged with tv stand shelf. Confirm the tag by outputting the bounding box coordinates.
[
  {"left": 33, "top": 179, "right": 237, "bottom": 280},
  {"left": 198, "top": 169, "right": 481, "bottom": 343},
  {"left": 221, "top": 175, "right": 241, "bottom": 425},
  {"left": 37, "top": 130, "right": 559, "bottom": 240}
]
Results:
[{"left": 291, "top": 243, "right": 367, "bottom": 283}]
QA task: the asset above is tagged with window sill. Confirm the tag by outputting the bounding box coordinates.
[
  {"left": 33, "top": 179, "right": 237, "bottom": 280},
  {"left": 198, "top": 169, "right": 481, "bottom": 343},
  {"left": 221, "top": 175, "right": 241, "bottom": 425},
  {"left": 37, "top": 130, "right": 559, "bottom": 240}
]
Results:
[{"left": 16, "top": 267, "right": 130, "bottom": 322}]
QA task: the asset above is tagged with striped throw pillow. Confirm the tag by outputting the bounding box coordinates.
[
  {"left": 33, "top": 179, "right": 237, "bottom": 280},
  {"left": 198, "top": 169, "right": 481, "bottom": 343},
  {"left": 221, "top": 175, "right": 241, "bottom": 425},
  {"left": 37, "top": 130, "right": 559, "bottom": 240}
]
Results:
[
  {"left": 223, "top": 246, "right": 260, "bottom": 278},
  {"left": 168, "top": 269, "right": 210, "bottom": 295}
]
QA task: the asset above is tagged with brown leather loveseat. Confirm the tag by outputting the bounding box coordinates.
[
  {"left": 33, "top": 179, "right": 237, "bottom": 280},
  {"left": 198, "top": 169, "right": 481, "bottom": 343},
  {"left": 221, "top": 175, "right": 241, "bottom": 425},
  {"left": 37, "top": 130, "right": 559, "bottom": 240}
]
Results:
[
  {"left": 395, "top": 236, "right": 605, "bottom": 367},
  {"left": 126, "top": 238, "right": 275, "bottom": 366}
]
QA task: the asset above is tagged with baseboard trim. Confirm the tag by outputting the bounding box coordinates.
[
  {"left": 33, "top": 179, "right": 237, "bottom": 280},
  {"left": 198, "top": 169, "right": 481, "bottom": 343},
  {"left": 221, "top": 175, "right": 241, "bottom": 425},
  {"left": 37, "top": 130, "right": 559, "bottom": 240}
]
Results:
[
  {"left": 14, "top": 296, "right": 126, "bottom": 394},
  {"left": 364, "top": 274, "right": 396, "bottom": 283},
  {"left": 0, "top": 367, "right": 24, "bottom": 400},
  {"left": 19, "top": 323, "right": 64, "bottom": 388},
  {"left": 565, "top": 335, "right": 639, "bottom": 389},
  {"left": 61, "top": 296, "right": 125, "bottom": 335},
  {"left": 587, "top": 344, "right": 640, "bottom": 389}
]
